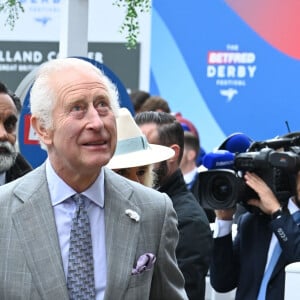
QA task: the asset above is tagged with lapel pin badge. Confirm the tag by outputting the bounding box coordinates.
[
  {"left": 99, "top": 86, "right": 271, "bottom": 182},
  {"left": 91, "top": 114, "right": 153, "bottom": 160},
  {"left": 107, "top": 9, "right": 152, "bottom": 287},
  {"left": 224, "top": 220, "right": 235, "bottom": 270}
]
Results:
[{"left": 125, "top": 209, "right": 140, "bottom": 222}]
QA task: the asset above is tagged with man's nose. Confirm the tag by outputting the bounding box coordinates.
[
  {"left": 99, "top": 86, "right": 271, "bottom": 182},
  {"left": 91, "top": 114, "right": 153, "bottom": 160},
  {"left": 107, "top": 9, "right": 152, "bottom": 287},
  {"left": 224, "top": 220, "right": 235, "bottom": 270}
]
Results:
[
  {"left": 0, "top": 123, "right": 8, "bottom": 141},
  {"left": 86, "top": 107, "right": 104, "bottom": 129}
]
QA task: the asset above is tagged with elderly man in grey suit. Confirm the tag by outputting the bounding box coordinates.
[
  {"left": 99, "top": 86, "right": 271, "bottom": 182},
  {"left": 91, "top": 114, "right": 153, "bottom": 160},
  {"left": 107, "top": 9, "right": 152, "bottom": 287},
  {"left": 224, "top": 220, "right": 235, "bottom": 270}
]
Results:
[{"left": 0, "top": 58, "right": 188, "bottom": 300}]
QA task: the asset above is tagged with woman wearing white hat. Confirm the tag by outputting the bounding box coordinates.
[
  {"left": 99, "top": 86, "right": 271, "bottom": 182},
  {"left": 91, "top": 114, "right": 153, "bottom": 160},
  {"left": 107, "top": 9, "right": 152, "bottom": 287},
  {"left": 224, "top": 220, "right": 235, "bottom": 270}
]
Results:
[{"left": 106, "top": 108, "right": 175, "bottom": 187}]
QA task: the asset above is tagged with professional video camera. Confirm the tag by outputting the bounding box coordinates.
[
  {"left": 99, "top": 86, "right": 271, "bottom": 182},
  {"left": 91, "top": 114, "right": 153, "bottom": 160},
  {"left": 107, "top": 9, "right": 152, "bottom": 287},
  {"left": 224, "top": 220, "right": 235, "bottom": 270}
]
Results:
[{"left": 198, "top": 133, "right": 300, "bottom": 210}]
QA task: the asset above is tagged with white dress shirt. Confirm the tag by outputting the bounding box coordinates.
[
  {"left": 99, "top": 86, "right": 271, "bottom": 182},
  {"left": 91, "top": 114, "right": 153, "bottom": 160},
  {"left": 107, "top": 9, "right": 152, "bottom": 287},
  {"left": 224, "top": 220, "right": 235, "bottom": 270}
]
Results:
[
  {"left": 46, "top": 159, "right": 106, "bottom": 300},
  {"left": 183, "top": 167, "right": 198, "bottom": 189}
]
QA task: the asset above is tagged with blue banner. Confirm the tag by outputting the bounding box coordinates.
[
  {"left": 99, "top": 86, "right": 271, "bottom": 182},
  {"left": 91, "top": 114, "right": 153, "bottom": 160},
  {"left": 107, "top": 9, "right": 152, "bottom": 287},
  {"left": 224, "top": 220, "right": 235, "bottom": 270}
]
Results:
[{"left": 150, "top": 0, "right": 300, "bottom": 151}]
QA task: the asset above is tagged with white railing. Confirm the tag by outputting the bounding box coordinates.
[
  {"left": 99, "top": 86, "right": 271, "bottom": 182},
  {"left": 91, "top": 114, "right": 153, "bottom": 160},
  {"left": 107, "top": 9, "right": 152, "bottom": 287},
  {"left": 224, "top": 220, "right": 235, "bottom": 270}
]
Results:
[{"left": 285, "top": 262, "right": 300, "bottom": 299}]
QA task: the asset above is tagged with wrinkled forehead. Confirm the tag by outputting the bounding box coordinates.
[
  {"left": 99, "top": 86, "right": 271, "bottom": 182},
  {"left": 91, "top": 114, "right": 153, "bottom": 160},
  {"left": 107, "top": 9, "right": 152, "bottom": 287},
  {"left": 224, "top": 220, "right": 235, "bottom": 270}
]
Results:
[
  {"left": 51, "top": 64, "right": 103, "bottom": 86},
  {"left": 50, "top": 66, "right": 110, "bottom": 99},
  {"left": 0, "top": 93, "right": 17, "bottom": 114}
]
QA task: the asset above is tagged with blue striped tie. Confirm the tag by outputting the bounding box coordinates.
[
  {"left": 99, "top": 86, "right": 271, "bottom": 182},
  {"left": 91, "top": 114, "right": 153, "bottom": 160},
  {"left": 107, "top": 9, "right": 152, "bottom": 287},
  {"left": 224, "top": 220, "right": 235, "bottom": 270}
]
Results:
[{"left": 67, "top": 194, "right": 95, "bottom": 299}]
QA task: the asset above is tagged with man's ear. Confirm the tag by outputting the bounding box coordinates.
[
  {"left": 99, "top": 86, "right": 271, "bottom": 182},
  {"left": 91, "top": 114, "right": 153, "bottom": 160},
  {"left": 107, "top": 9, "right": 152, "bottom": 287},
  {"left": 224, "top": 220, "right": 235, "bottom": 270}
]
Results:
[
  {"left": 187, "top": 148, "right": 197, "bottom": 161},
  {"left": 31, "top": 116, "right": 53, "bottom": 146},
  {"left": 169, "top": 144, "right": 181, "bottom": 162}
]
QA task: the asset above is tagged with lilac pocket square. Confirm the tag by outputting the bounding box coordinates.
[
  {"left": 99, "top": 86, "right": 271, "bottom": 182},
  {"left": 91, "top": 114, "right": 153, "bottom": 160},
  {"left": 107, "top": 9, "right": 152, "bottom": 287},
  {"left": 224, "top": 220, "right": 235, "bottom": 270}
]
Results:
[{"left": 132, "top": 253, "right": 156, "bottom": 275}]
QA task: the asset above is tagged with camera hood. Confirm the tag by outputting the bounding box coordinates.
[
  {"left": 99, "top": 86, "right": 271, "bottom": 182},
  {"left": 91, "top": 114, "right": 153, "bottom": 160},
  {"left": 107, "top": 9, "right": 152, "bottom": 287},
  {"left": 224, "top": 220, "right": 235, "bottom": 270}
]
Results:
[{"left": 198, "top": 169, "right": 245, "bottom": 210}]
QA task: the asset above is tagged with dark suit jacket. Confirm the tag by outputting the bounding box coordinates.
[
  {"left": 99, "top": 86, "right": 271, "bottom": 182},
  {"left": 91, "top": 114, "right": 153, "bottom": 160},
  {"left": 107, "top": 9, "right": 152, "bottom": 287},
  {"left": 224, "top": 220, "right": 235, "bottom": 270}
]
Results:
[
  {"left": 0, "top": 164, "right": 187, "bottom": 300},
  {"left": 159, "top": 169, "right": 213, "bottom": 300},
  {"left": 5, "top": 153, "right": 32, "bottom": 183},
  {"left": 210, "top": 210, "right": 300, "bottom": 300}
]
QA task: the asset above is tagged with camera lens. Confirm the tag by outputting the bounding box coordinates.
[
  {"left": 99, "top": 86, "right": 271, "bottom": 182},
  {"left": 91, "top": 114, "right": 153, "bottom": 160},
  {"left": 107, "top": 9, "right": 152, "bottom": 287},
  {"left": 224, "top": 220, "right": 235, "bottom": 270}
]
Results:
[
  {"left": 211, "top": 175, "right": 233, "bottom": 203},
  {"left": 198, "top": 169, "right": 238, "bottom": 209}
]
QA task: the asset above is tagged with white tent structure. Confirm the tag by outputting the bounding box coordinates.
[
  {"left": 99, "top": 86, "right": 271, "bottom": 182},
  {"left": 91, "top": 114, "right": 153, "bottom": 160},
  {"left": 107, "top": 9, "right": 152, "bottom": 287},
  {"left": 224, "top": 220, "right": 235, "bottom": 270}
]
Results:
[{"left": 59, "top": 0, "right": 88, "bottom": 58}]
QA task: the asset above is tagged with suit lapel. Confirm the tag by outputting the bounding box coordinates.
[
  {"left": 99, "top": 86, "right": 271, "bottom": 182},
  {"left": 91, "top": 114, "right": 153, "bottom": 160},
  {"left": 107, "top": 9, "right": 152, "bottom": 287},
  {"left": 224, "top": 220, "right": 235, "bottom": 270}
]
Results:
[
  {"left": 256, "top": 218, "right": 273, "bottom": 279},
  {"left": 12, "top": 165, "right": 69, "bottom": 299},
  {"left": 103, "top": 169, "right": 141, "bottom": 300}
]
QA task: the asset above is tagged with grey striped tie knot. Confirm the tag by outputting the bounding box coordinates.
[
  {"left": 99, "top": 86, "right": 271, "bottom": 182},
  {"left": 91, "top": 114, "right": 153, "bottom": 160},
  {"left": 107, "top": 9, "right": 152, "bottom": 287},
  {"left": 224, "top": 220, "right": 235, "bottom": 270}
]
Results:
[{"left": 67, "top": 194, "right": 96, "bottom": 299}]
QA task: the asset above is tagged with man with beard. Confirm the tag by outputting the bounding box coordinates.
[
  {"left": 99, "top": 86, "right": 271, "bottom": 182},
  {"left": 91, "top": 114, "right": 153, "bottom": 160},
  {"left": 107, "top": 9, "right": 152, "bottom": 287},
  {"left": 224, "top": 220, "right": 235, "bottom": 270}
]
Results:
[
  {"left": 135, "top": 111, "right": 213, "bottom": 300},
  {"left": 0, "top": 82, "right": 32, "bottom": 185}
]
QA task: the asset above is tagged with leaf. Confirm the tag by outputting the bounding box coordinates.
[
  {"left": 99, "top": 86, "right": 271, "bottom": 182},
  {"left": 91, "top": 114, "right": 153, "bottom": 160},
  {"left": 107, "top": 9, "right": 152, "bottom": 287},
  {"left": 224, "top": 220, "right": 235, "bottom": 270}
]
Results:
[
  {"left": 0, "top": 0, "right": 24, "bottom": 30},
  {"left": 113, "top": 0, "right": 151, "bottom": 49}
]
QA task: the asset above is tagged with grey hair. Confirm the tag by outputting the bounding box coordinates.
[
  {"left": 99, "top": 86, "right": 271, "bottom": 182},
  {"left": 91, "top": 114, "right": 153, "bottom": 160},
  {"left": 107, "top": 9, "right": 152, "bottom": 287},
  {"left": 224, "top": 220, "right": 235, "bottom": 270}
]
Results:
[
  {"left": 144, "top": 164, "right": 157, "bottom": 188},
  {"left": 30, "top": 57, "right": 120, "bottom": 131}
]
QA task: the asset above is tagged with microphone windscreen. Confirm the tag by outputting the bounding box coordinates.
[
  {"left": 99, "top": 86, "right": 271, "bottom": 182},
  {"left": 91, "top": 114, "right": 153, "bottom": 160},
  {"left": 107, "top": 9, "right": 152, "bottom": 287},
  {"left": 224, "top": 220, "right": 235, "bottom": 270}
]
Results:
[
  {"left": 203, "top": 150, "right": 235, "bottom": 169},
  {"left": 219, "top": 133, "right": 252, "bottom": 153}
]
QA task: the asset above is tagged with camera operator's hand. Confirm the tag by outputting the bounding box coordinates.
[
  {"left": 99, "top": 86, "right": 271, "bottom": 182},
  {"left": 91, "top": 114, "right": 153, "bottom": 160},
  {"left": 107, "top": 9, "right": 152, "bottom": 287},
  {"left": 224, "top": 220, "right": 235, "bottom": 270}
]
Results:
[
  {"left": 244, "top": 171, "right": 281, "bottom": 215},
  {"left": 215, "top": 208, "right": 236, "bottom": 220}
]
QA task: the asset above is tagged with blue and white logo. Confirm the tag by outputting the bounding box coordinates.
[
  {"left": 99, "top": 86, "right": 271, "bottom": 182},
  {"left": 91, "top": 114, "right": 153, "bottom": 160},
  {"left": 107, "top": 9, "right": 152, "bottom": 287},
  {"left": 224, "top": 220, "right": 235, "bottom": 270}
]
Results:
[{"left": 19, "top": 0, "right": 61, "bottom": 26}]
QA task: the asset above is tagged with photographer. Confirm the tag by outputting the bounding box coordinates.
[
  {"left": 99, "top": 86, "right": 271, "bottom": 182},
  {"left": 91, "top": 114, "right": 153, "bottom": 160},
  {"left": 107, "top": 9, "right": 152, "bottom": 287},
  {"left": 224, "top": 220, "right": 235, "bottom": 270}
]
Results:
[{"left": 210, "top": 170, "right": 300, "bottom": 300}]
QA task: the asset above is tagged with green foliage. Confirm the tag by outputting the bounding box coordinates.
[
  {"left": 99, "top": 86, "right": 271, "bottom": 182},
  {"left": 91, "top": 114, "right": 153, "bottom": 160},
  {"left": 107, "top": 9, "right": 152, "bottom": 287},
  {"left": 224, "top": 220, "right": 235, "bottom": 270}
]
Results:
[
  {"left": 113, "top": 0, "right": 151, "bottom": 49},
  {"left": 0, "top": 0, "right": 24, "bottom": 29},
  {"left": 0, "top": 0, "right": 151, "bottom": 49}
]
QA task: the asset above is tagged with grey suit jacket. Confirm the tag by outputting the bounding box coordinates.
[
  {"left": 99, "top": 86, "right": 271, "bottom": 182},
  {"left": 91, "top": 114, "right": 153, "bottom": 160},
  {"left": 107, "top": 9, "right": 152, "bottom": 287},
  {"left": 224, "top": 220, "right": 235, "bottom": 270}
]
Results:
[{"left": 0, "top": 164, "right": 187, "bottom": 300}]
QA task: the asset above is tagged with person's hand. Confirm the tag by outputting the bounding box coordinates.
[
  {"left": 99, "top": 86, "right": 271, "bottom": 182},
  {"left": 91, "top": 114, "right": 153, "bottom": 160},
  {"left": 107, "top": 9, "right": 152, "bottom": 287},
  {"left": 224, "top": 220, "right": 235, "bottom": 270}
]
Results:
[
  {"left": 215, "top": 208, "right": 235, "bottom": 220},
  {"left": 244, "top": 171, "right": 281, "bottom": 215}
]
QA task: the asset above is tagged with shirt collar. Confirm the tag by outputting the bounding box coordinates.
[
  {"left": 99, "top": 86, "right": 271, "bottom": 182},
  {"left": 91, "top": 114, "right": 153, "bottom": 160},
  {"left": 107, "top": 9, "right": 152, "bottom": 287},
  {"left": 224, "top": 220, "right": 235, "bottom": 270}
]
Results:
[
  {"left": 183, "top": 167, "right": 198, "bottom": 184},
  {"left": 46, "top": 158, "right": 104, "bottom": 208},
  {"left": 288, "top": 196, "right": 299, "bottom": 214}
]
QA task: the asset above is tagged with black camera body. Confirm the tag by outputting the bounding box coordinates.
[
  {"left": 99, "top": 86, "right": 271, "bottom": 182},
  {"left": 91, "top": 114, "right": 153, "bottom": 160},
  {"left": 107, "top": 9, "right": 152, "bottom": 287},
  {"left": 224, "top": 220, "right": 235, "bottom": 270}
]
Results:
[{"left": 198, "top": 135, "right": 300, "bottom": 210}]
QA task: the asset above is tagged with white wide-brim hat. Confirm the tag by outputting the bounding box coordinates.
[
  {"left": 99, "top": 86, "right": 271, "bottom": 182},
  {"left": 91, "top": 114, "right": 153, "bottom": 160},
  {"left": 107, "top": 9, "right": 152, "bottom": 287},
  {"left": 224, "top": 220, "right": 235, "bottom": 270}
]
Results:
[{"left": 106, "top": 107, "right": 175, "bottom": 169}]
